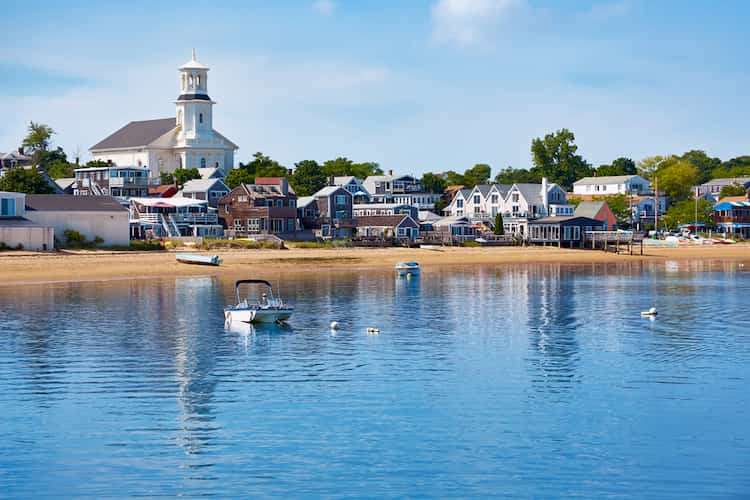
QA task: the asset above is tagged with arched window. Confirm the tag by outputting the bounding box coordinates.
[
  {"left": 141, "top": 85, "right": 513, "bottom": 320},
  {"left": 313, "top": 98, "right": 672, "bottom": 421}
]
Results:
[
  {"left": 196, "top": 74, "right": 201, "bottom": 87},
  {"left": 200, "top": 158, "right": 206, "bottom": 168},
  {"left": 199, "top": 113, "right": 203, "bottom": 124},
  {"left": 188, "top": 74, "right": 193, "bottom": 87}
]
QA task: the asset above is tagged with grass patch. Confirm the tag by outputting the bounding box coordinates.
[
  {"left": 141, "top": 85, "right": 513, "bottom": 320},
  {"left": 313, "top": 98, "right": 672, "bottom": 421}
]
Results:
[
  {"left": 287, "top": 239, "right": 352, "bottom": 249},
  {"left": 461, "top": 240, "right": 482, "bottom": 247}
]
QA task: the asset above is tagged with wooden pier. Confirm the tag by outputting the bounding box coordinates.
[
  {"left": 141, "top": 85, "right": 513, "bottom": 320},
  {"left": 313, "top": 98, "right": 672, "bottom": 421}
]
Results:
[{"left": 585, "top": 231, "right": 643, "bottom": 255}]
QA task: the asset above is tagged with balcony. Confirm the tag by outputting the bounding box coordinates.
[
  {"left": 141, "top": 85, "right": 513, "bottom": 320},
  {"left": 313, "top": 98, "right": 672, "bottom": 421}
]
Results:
[
  {"left": 109, "top": 177, "right": 148, "bottom": 188},
  {"left": 131, "top": 212, "right": 218, "bottom": 225}
]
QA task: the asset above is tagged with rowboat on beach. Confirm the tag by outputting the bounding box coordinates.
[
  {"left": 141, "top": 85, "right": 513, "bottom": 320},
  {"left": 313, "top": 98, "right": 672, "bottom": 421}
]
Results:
[{"left": 175, "top": 253, "right": 222, "bottom": 266}]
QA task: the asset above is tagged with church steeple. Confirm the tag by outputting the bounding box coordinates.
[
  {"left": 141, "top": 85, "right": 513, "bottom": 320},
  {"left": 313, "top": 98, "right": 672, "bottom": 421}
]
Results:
[{"left": 176, "top": 50, "right": 214, "bottom": 140}]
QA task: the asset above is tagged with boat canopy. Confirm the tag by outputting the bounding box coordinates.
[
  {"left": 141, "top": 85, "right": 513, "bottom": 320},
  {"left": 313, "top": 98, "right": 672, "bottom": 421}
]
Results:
[{"left": 235, "top": 279, "right": 273, "bottom": 288}]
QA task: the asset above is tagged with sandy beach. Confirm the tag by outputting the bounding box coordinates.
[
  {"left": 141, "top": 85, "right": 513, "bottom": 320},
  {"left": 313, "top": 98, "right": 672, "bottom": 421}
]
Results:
[{"left": 0, "top": 244, "right": 748, "bottom": 286}]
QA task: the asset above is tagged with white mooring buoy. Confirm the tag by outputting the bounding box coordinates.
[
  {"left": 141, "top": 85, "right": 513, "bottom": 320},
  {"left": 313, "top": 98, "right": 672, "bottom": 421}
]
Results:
[
  {"left": 640, "top": 307, "right": 658, "bottom": 316},
  {"left": 330, "top": 321, "right": 339, "bottom": 330}
]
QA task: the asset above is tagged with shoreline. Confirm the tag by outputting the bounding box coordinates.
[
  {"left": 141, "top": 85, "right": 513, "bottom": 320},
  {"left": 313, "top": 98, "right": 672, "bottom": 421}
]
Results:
[{"left": 1, "top": 244, "right": 749, "bottom": 287}]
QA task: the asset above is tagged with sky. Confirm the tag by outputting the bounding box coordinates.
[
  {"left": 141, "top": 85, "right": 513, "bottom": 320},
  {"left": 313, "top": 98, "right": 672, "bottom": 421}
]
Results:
[{"left": 2, "top": 0, "right": 749, "bottom": 175}]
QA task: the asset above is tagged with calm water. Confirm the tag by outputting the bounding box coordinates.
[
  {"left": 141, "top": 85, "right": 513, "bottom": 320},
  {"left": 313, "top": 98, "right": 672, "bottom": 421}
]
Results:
[{"left": 0, "top": 262, "right": 749, "bottom": 498}]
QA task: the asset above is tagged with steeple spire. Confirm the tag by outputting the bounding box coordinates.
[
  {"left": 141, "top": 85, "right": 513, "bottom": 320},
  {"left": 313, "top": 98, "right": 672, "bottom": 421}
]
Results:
[{"left": 192, "top": 48, "right": 196, "bottom": 61}]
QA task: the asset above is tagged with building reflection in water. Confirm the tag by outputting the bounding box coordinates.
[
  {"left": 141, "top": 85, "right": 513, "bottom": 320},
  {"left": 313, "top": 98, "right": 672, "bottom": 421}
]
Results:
[{"left": 524, "top": 264, "right": 581, "bottom": 393}]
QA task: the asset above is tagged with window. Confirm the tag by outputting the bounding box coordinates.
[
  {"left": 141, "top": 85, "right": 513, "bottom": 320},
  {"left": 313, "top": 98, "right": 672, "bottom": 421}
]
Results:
[
  {"left": 247, "top": 219, "right": 260, "bottom": 233},
  {"left": 474, "top": 195, "right": 480, "bottom": 204},
  {"left": 233, "top": 219, "right": 244, "bottom": 231},
  {"left": 335, "top": 210, "right": 349, "bottom": 219},
  {"left": 398, "top": 227, "right": 407, "bottom": 237},
  {"left": 457, "top": 199, "right": 464, "bottom": 208},
  {"left": 287, "top": 219, "right": 295, "bottom": 232},
  {"left": 276, "top": 199, "right": 283, "bottom": 207},
  {"left": 491, "top": 194, "right": 498, "bottom": 204},
  {"left": 199, "top": 113, "right": 203, "bottom": 124},
  {"left": 335, "top": 195, "right": 347, "bottom": 205},
  {"left": 0, "top": 198, "right": 15, "bottom": 216},
  {"left": 563, "top": 226, "right": 571, "bottom": 240},
  {"left": 200, "top": 158, "right": 206, "bottom": 168},
  {"left": 237, "top": 195, "right": 248, "bottom": 203},
  {"left": 573, "top": 227, "right": 581, "bottom": 240},
  {"left": 512, "top": 193, "right": 519, "bottom": 202},
  {"left": 188, "top": 74, "right": 193, "bottom": 87},
  {"left": 271, "top": 219, "right": 283, "bottom": 232},
  {"left": 289, "top": 199, "right": 296, "bottom": 208},
  {"left": 197, "top": 74, "right": 201, "bottom": 87},
  {"left": 512, "top": 205, "right": 519, "bottom": 215},
  {"left": 474, "top": 206, "right": 480, "bottom": 214}
]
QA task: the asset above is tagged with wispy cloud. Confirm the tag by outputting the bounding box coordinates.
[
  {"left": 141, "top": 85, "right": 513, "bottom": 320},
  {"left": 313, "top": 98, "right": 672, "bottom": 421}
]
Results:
[
  {"left": 431, "top": 0, "right": 523, "bottom": 47},
  {"left": 312, "top": 0, "right": 335, "bottom": 16}
]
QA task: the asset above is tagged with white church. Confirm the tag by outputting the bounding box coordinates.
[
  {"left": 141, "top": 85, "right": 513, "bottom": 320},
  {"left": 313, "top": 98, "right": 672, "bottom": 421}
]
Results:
[{"left": 90, "top": 51, "right": 238, "bottom": 177}]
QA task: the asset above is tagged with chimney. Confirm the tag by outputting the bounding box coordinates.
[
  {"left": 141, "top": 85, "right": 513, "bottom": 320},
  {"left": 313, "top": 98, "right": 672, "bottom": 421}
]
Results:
[
  {"left": 17, "top": 147, "right": 23, "bottom": 155},
  {"left": 387, "top": 169, "right": 393, "bottom": 176},
  {"left": 280, "top": 178, "right": 289, "bottom": 195},
  {"left": 541, "top": 177, "right": 549, "bottom": 215}
]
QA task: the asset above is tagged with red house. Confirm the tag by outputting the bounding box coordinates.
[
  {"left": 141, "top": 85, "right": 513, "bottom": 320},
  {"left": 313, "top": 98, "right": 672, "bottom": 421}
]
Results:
[{"left": 574, "top": 201, "right": 617, "bottom": 230}]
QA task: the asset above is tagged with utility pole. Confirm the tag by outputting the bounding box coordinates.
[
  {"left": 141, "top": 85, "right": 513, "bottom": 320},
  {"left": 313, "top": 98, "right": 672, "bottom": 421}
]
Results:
[
  {"left": 654, "top": 176, "right": 659, "bottom": 236},
  {"left": 694, "top": 185, "right": 699, "bottom": 234}
]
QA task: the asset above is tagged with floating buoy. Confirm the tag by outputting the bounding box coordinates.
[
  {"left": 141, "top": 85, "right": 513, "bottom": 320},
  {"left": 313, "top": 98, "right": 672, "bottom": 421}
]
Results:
[
  {"left": 367, "top": 327, "right": 380, "bottom": 334},
  {"left": 330, "top": 321, "right": 339, "bottom": 330},
  {"left": 640, "top": 307, "right": 658, "bottom": 316}
]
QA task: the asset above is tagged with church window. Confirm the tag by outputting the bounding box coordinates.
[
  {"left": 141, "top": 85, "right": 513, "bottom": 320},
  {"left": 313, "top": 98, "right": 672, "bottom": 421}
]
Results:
[
  {"left": 197, "top": 74, "right": 201, "bottom": 87},
  {"left": 200, "top": 158, "right": 206, "bottom": 168},
  {"left": 199, "top": 113, "right": 203, "bottom": 124},
  {"left": 188, "top": 74, "right": 193, "bottom": 87}
]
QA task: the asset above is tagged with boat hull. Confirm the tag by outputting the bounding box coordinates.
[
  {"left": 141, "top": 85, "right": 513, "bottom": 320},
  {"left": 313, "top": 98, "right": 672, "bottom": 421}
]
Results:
[{"left": 224, "top": 307, "right": 293, "bottom": 324}]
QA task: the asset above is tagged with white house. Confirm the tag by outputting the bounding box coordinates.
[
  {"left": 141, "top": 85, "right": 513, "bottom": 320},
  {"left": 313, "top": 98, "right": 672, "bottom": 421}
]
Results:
[
  {"left": 24, "top": 195, "right": 129, "bottom": 247},
  {"left": 90, "top": 51, "right": 239, "bottom": 178},
  {"left": 572, "top": 175, "right": 650, "bottom": 196},
  {"left": 0, "top": 191, "right": 54, "bottom": 251}
]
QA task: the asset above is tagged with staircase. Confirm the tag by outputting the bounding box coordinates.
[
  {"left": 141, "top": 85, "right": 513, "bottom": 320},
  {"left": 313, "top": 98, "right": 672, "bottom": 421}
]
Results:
[{"left": 161, "top": 215, "right": 180, "bottom": 238}]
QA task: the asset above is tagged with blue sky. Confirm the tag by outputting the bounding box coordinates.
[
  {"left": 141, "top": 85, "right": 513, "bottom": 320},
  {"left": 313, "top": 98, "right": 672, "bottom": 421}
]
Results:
[{"left": 2, "top": 0, "right": 748, "bottom": 174}]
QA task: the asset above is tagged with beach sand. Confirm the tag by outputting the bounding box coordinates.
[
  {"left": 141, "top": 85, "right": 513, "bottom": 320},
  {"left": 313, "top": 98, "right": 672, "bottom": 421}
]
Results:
[{"left": 1, "top": 244, "right": 748, "bottom": 286}]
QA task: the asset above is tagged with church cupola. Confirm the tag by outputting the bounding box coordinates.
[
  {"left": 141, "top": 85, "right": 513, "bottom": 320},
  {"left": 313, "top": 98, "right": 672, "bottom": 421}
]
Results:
[{"left": 176, "top": 49, "right": 215, "bottom": 139}]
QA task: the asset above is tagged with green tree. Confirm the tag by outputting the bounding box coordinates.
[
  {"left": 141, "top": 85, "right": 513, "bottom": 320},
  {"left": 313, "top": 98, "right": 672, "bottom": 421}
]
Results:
[
  {"left": 662, "top": 198, "right": 714, "bottom": 230},
  {"left": 530, "top": 128, "right": 593, "bottom": 190},
  {"left": 225, "top": 168, "right": 254, "bottom": 189},
  {"left": 655, "top": 159, "right": 699, "bottom": 201},
  {"left": 712, "top": 156, "right": 750, "bottom": 179},
  {"left": 290, "top": 160, "right": 327, "bottom": 196},
  {"left": 321, "top": 157, "right": 382, "bottom": 178},
  {"left": 421, "top": 172, "right": 447, "bottom": 194},
  {"left": 21, "top": 122, "right": 54, "bottom": 164},
  {"left": 47, "top": 160, "right": 75, "bottom": 179},
  {"left": 494, "top": 167, "right": 540, "bottom": 184},
  {"left": 444, "top": 170, "right": 466, "bottom": 186},
  {"left": 0, "top": 167, "right": 54, "bottom": 194},
  {"left": 679, "top": 150, "right": 721, "bottom": 184},
  {"left": 463, "top": 164, "right": 491, "bottom": 188},
  {"left": 494, "top": 212, "right": 504, "bottom": 235},
  {"left": 637, "top": 155, "right": 667, "bottom": 180},
  {"left": 596, "top": 157, "right": 636, "bottom": 176},
  {"left": 167, "top": 168, "right": 201, "bottom": 187},
  {"left": 719, "top": 183, "right": 748, "bottom": 199},
  {"left": 85, "top": 159, "right": 112, "bottom": 169}
]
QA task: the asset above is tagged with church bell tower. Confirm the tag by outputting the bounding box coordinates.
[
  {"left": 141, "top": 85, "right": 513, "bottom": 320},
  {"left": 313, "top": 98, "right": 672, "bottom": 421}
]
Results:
[{"left": 176, "top": 49, "right": 214, "bottom": 141}]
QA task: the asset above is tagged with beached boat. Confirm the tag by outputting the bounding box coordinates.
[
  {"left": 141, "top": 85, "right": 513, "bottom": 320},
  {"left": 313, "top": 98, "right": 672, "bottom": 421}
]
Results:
[
  {"left": 224, "top": 279, "right": 294, "bottom": 324},
  {"left": 176, "top": 253, "right": 222, "bottom": 266},
  {"left": 395, "top": 261, "right": 420, "bottom": 277}
]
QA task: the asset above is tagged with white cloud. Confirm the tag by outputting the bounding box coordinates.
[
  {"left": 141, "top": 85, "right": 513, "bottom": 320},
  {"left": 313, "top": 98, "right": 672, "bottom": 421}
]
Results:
[
  {"left": 431, "top": 0, "right": 523, "bottom": 47},
  {"left": 312, "top": 0, "right": 335, "bottom": 16}
]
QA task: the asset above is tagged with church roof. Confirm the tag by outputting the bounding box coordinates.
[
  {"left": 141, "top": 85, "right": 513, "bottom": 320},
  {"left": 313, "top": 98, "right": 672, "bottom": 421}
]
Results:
[
  {"left": 90, "top": 118, "right": 176, "bottom": 151},
  {"left": 179, "top": 51, "right": 209, "bottom": 71}
]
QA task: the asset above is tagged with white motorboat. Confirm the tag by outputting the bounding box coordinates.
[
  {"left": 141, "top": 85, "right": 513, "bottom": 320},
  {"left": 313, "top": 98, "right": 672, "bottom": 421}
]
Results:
[
  {"left": 395, "top": 261, "right": 420, "bottom": 277},
  {"left": 224, "top": 279, "right": 294, "bottom": 324}
]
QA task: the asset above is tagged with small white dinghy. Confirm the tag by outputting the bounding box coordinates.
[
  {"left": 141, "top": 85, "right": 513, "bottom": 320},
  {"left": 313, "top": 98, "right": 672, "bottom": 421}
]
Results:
[
  {"left": 176, "top": 253, "right": 222, "bottom": 266},
  {"left": 224, "top": 279, "right": 293, "bottom": 325},
  {"left": 395, "top": 261, "right": 420, "bottom": 277}
]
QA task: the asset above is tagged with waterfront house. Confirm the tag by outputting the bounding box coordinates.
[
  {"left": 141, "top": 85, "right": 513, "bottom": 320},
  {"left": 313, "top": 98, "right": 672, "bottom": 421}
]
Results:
[
  {"left": 425, "top": 215, "right": 478, "bottom": 244},
  {"left": 73, "top": 165, "right": 151, "bottom": 197},
  {"left": 527, "top": 216, "right": 606, "bottom": 247},
  {"left": 130, "top": 196, "right": 222, "bottom": 239},
  {"left": 298, "top": 186, "right": 354, "bottom": 239},
  {"left": 572, "top": 175, "right": 650, "bottom": 196},
  {"left": 180, "top": 178, "right": 230, "bottom": 207},
  {"left": 352, "top": 202, "right": 418, "bottom": 219},
  {"left": 354, "top": 214, "right": 419, "bottom": 242},
  {"left": 713, "top": 194, "right": 750, "bottom": 238},
  {"left": 696, "top": 177, "right": 750, "bottom": 202},
  {"left": 569, "top": 192, "right": 667, "bottom": 229},
  {"left": 362, "top": 172, "right": 439, "bottom": 209},
  {"left": 218, "top": 178, "right": 297, "bottom": 237},
  {"left": 0, "top": 191, "right": 54, "bottom": 250},
  {"left": 574, "top": 201, "right": 617, "bottom": 230},
  {"left": 25, "top": 194, "right": 129, "bottom": 247}
]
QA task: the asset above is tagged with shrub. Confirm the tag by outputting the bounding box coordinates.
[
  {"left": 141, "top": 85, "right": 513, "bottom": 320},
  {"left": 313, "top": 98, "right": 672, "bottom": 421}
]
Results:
[
  {"left": 62, "top": 229, "right": 104, "bottom": 249},
  {"left": 462, "top": 240, "right": 482, "bottom": 247},
  {"left": 288, "top": 239, "right": 352, "bottom": 249},
  {"left": 199, "top": 238, "right": 283, "bottom": 250}
]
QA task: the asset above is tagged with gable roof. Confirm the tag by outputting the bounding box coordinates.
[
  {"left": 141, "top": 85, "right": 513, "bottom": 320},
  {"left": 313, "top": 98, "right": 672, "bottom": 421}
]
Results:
[
  {"left": 182, "top": 178, "right": 229, "bottom": 193},
  {"left": 297, "top": 196, "right": 316, "bottom": 208},
  {"left": 25, "top": 195, "right": 126, "bottom": 212},
  {"left": 510, "top": 183, "right": 545, "bottom": 204},
  {"left": 354, "top": 214, "right": 416, "bottom": 228},
  {"left": 574, "top": 201, "right": 609, "bottom": 219},
  {"left": 574, "top": 175, "right": 643, "bottom": 186},
  {"left": 198, "top": 167, "right": 222, "bottom": 180},
  {"left": 528, "top": 216, "right": 604, "bottom": 225},
  {"left": 90, "top": 118, "right": 177, "bottom": 151},
  {"left": 313, "top": 185, "right": 350, "bottom": 198},
  {"left": 699, "top": 177, "right": 750, "bottom": 188}
]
